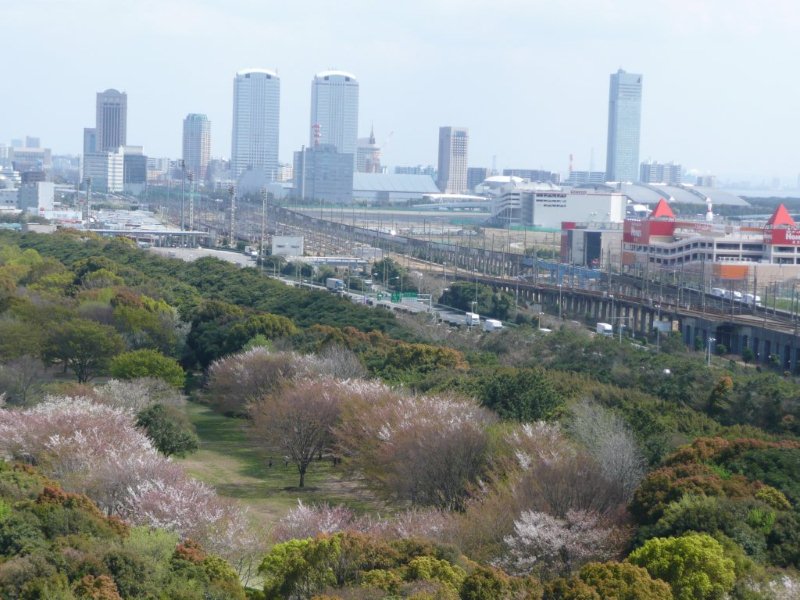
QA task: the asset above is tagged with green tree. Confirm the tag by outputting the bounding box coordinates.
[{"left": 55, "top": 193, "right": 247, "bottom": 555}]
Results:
[
  {"left": 258, "top": 538, "right": 334, "bottom": 600},
  {"left": 371, "top": 258, "right": 405, "bottom": 290},
  {"left": 110, "top": 349, "right": 186, "bottom": 388},
  {"left": 575, "top": 561, "right": 673, "bottom": 600},
  {"left": 741, "top": 347, "right": 755, "bottom": 364},
  {"left": 43, "top": 320, "right": 125, "bottom": 382},
  {"left": 628, "top": 533, "right": 736, "bottom": 600},
  {"left": 440, "top": 280, "right": 493, "bottom": 313},
  {"left": 135, "top": 404, "right": 199, "bottom": 457},
  {"left": 477, "top": 367, "right": 563, "bottom": 421}
]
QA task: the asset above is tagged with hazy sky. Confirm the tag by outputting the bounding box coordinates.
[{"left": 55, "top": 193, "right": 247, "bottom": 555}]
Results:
[{"left": 4, "top": 0, "right": 800, "bottom": 183}]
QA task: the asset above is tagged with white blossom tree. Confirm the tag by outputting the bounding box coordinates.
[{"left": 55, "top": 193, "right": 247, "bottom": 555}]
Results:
[
  {"left": 498, "top": 509, "right": 618, "bottom": 578},
  {"left": 567, "top": 400, "right": 646, "bottom": 502}
]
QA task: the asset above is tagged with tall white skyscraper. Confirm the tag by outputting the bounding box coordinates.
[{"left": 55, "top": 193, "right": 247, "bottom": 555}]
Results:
[
  {"left": 182, "top": 114, "right": 211, "bottom": 180},
  {"left": 605, "top": 69, "right": 642, "bottom": 182},
  {"left": 95, "top": 89, "right": 127, "bottom": 152},
  {"left": 231, "top": 69, "right": 280, "bottom": 180},
  {"left": 437, "top": 126, "right": 469, "bottom": 194},
  {"left": 309, "top": 71, "right": 359, "bottom": 155}
]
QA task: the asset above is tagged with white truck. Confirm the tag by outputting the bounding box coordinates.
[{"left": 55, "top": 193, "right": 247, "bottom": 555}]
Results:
[
  {"left": 465, "top": 312, "right": 480, "bottom": 326},
  {"left": 482, "top": 318, "right": 503, "bottom": 332},
  {"left": 596, "top": 322, "right": 613, "bottom": 336},
  {"left": 325, "top": 277, "right": 346, "bottom": 292}
]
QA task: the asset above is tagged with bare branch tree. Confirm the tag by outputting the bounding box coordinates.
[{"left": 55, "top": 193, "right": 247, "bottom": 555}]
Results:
[
  {"left": 0, "top": 355, "right": 50, "bottom": 405},
  {"left": 250, "top": 378, "right": 344, "bottom": 488},
  {"left": 566, "top": 400, "right": 647, "bottom": 502}
]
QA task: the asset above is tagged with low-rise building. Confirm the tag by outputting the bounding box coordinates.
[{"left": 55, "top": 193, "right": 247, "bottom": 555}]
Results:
[
  {"left": 489, "top": 178, "right": 626, "bottom": 229},
  {"left": 293, "top": 144, "right": 353, "bottom": 204},
  {"left": 622, "top": 200, "right": 800, "bottom": 287}
]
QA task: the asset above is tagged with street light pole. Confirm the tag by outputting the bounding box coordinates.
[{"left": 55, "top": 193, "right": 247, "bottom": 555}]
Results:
[
  {"left": 655, "top": 304, "right": 661, "bottom": 352},
  {"left": 707, "top": 336, "right": 716, "bottom": 367},
  {"left": 558, "top": 284, "right": 563, "bottom": 320}
]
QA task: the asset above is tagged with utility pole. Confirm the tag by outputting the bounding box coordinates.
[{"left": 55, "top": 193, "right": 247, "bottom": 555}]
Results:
[
  {"left": 83, "top": 177, "right": 92, "bottom": 222},
  {"left": 228, "top": 185, "right": 236, "bottom": 249},
  {"left": 187, "top": 171, "right": 194, "bottom": 240},
  {"left": 180, "top": 160, "right": 186, "bottom": 233},
  {"left": 260, "top": 187, "right": 268, "bottom": 268},
  {"left": 707, "top": 336, "right": 716, "bottom": 367}
]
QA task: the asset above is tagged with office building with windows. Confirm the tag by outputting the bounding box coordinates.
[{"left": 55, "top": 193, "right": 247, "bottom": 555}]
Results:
[
  {"left": 639, "top": 161, "right": 682, "bottom": 185},
  {"left": 293, "top": 144, "right": 353, "bottom": 204},
  {"left": 231, "top": 69, "right": 280, "bottom": 180},
  {"left": 605, "top": 69, "right": 642, "bottom": 182},
  {"left": 96, "top": 89, "right": 127, "bottom": 152},
  {"left": 309, "top": 71, "right": 359, "bottom": 157},
  {"left": 437, "top": 126, "right": 469, "bottom": 193},
  {"left": 182, "top": 113, "right": 211, "bottom": 180}
]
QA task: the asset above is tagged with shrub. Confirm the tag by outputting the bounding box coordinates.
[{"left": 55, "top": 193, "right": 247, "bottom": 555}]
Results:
[{"left": 628, "top": 533, "right": 736, "bottom": 600}]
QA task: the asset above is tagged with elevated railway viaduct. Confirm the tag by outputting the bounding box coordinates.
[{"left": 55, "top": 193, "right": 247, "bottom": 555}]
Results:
[{"left": 226, "top": 205, "right": 800, "bottom": 371}]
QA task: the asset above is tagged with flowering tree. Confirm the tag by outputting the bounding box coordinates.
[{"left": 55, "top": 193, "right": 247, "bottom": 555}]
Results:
[
  {"left": 0, "top": 397, "right": 247, "bottom": 561},
  {"left": 335, "top": 385, "right": 495, "bottom": 509},
  {"left": 271, "top": 500, "right": 450, "bottom": 544},
  {"left": 498, "top": 509, "right": 618, "bottom": 578},
  {"left": 207, "top": 348, "right": 312, "bottom": 416},
  {"left": 567, "top": 400, "right": 646, "bottom": 502},
  {"left": 93, "top": 377, "right": 185, "bottom": 412}
]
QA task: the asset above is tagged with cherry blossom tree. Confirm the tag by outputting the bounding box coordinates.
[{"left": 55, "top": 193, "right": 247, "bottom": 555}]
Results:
[
  {"left": 335, "top": 386, "right": 496, "bottom": 509},
  {"left": 0, "top": 397, "right": 248, "bottom": 561},
  {"left": 271, "top": 500, "right": 450, "bottom": 544},
  {"left": 498, "top": 509, "right": 618, "bottom": 578}
]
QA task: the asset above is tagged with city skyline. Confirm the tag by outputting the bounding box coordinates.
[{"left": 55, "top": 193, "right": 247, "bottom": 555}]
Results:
[{"left": 4, "top": 1, "right": 800, "bottom": 183}]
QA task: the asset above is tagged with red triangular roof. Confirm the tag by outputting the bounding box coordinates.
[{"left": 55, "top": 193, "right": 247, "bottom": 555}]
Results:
[
  {"left": 650, "top": 198, "right": 675, "bottom": 219},
  {"left": 766, "top": 203, "right": 796, "bottom": 227}
]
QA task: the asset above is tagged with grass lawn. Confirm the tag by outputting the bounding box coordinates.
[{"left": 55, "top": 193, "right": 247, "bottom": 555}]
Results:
[{"left": 178, "top": 401, "right": 385, "bottom": 525}]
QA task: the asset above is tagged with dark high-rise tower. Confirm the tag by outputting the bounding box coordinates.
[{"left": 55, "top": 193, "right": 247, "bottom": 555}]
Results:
[
  {"left": 605, "top": 69, "right": 642, "bottom": 182},
  {"left": 95, "top": 89, "right": 127, "bottom": 152}
]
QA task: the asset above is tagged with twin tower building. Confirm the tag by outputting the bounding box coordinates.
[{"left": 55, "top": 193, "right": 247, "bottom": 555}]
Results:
[{"left": 231, "top": 69, "right": 359, "bottom": 181}]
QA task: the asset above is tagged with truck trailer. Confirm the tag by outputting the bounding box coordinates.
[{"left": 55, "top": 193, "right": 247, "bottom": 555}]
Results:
[
  {"left": 465, "top": 312, "right": 480, "bottom": 326},
  {"left": 325, "top": 278, "right": 346, "bottom": 292},
  {"left": 482, "top": 318, "right": 503, "bottom": 332},
  {"left": 596, "top": 322, "right": 613, "bottom": 336}
]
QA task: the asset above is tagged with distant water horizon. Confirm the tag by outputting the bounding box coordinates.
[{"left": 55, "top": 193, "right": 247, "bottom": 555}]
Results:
[{"left": 721, "top": 188, "right": 800, "bottom": 200}]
